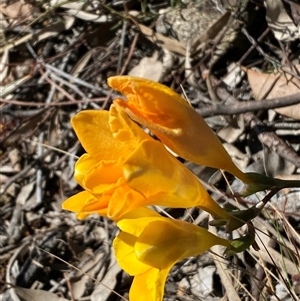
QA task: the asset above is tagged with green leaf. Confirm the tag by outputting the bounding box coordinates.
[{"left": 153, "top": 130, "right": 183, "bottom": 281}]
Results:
[
  {"left": 241, "top": 172, "right": 276, "bottom": 196},
  {"left": 241, "top": 172, "right": 300, "bottom": 196},
  {"left": 225, "top": 223, "right": 257, "bottom": 256},
  {"left": 225, "top": 205, "right": 262, "bottom": 232}
]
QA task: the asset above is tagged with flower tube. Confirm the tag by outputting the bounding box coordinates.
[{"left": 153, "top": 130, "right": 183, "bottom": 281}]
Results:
[
  {"left": 63, "top": 105, "right": 232, "bottom": 221},
  {"left": 113, "top": 208, "right": 230, "bottom": 301},
  {"left": 108, "top": 76, "right": 251, "bottom": 184}
]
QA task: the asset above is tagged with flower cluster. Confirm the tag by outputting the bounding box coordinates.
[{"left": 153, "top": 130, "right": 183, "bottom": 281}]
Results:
[{"left": 63, "top": 76, "right": 253, "bottom": 300}]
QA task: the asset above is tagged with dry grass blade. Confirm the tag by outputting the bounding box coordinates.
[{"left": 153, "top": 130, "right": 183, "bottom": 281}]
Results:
[
  {"left": 209, "top": 224, "right": 242, "bottom": 301},
  {"left": 1, "top": 75, "right": 32, "bottom": 97}
]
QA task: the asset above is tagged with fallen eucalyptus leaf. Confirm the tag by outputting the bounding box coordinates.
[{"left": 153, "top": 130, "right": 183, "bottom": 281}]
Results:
[{"left": 246, "top": 67, "right": 300, "bottom": 119}]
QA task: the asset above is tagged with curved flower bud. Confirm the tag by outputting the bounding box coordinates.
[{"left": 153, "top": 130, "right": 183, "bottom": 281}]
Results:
[
  {"left": 113, "top": 208, "right": 230, "bottom": 301},
  {"left": 108, "top": 76, "right": 251, "bottom": 184},
  {"left": 63, "top": 104, "right": 232, "bottom": 221}
]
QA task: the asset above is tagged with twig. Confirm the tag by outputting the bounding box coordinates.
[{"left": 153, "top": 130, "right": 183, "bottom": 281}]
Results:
[
  {"left": 197, "top": 93, "right": 300, "bottom": 117},
  {"left": 0, "top": 97, "right": 107, "bottom": 107},
  {"left": 36, "top": 131, "right": 44, "bottom": 206},
  {"left": 64, "top": 273, "right": 75, "bottom": 301},
  {"left": 38, "top": 67, "right": 76, "bottom": 102},
  {"left": 213, "top": 85, "right": 300, "bottom": 167},
  {"left": 244, "top": 112, "right": 300, "bottom": 167},
  {"left": 238, "top": 27, "right": 271, "bottom": 65},
  {"left": 120, "top": 32, "right": 139, "bottom": 75},
  {"left": 42, "top": 63, "right": 114, "bottom": 96},
  {"left": 49, "top": 72, "right": 88, "bottom": 100},
  {"left": 117, "top": 20, "right": 127, "bottom": 74},
  {"left": 241, "top": 27, "right": 280, "bottom": 67}
]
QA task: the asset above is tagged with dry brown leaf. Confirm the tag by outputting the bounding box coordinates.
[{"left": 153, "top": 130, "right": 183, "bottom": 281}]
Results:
[
  {"left": 245, "top": 68, "right": 280, "bottom": 100},
  {"left": 217, "top": 114, "right": 245, "bottom": 144},
  {"left": 128, "top": 51, "right": 163, "bottom": 81},
  {"left": 190, "top": 265, "right": 215, "bottom": 297},
  {"left": 0, "top": 1, "right": 34, "bottom": 20},
  {"left": 71, "top": 49, "right": 93, "bottom": 77},
  {"left": 191, "top": 11, "right": 231, "bottom": 53},
  {"left": 138, "top": 24, "right": 186, "bottom": 55},
  {"left": 263, "top": 145, "right": 296, "bottom": 178},
  {"left": 223, "top": 142, "right": 250, "bottom": 171},
  {"left": 66, "top": 9, "right": 110, "bottom": 22},
  {"left": 16, "top": 182, "right": 35, "bottom": 206},
  {"left": 246, "top": 68, "right": 300, "bottom": 119}
]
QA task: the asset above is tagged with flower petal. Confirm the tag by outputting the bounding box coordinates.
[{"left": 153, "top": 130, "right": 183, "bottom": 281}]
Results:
[
  {"left": 123, "top": 139, "right": 231, "bottom": 219},
  {"left": 105, "top": 184, "right": 148, "bottom": 220},
  {"left": 71, "top": 110, "right": 123, "bottom": 160},
  {"left": 83, "top": 161, "right": 123, "bottom": 194},
  {"left": 74, "top": 154, "right": 98, "bottom": 185},
  {"left": 120, "top": 207, "right": 161, "bottom": 219},
  {"left": 108, "top": 76, "right": 251, "bottom": 183},
  {"left": 113, "top": 231, "right": 151, "bottom": 275},
  {"left": 109, "top": 104, "right": 150, "bottom": 144},
  {"left": 62, "top": 191, "right": 106, "bottom": 219},
  {"left": 79, "top": 194, "right": 110, "bottom": 217},
  {"left": 117, "top": 216, "right": 160, "bottom": 237},
  {"left": 135, "top": 219, "right": 230, "bottom": 269},
  {"left": 129, "top": 268, "right": 170, "bottom": 301}
]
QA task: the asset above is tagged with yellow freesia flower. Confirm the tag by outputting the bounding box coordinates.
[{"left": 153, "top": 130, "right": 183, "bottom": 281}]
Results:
[
  {"left": 107, "top": 76, "right": 251, "bottom": 184},
  {"left": 113, "top": 208, "right": 230, "bottom": 301},
  {"left": 63, "top": 105, "right": 148, "bottom": 220},
  {"left": 63, "top": 104, "right": 232, "bottom": 221}
]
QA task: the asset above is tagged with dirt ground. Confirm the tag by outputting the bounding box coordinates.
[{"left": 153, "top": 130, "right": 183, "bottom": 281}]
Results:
[{"left": 1, "top": 0, "right": 300, "bottom": 300}]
